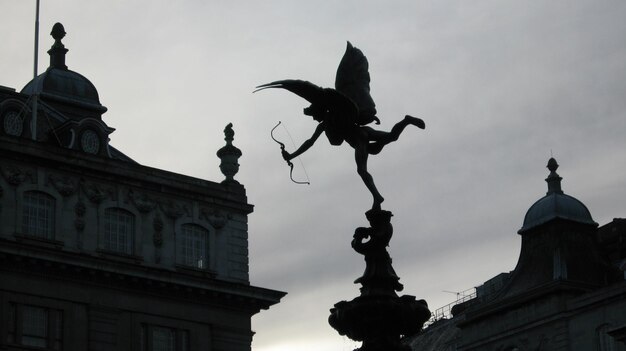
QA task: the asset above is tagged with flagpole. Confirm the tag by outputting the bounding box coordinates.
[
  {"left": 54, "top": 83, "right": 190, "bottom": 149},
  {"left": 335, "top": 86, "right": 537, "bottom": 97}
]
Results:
[{"left": 31, "top": 0, "right": 40, "bottom": 140}]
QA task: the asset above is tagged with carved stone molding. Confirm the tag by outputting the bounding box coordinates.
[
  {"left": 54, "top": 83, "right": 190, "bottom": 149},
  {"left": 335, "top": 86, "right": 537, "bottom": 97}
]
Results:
[
  {"left": 126, "top": 189, "right": 156, "bottom": 213},
  {"left": 1, "top": 165, "right": 34, "bottom": 186},
  {"left": 200, "top": 207, "right": 230, "bottom": 229},
  {"left": 153, "top": 233, "right": 163, "bottom": 248},
  {"left": 153, "top": 215, "right": 164, "bottom": 264},
  {"left": 47, "top": 174, "right": 77, "bottom": 197},
  {"left": 81, "top": 181, "right": 112, "bottom": 204},
  {"left": 153, "top": 215, "right": 164, "bottom": 248},
  {"left": 74, "top": 219, "right": 86, "bottom": 232},
  {"left": 74, "top": 200, "right": 86, "bottom": 248},
  {"left": 0, "top": 252, "right": 268, "bottom": 309},
  {"left": 160, "top": 200, "right": 187, "bottom": 219},
  {"left": 75, "top": 201, "right": 86, "bottom": 217}
]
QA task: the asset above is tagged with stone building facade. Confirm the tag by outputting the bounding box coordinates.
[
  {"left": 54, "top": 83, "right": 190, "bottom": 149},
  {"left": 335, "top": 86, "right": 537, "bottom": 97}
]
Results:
[
  {"left": 407, "top": 158, "right": 626, "bottom": 351},
  {"left": 0, "top": 23, "right": 284, "bottom": 351}
]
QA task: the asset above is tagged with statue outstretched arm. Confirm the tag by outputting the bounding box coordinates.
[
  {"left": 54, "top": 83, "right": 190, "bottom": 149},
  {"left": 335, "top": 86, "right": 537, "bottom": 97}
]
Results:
[{"left": 283, "top": 123, "right": 325, "bottom": 161}]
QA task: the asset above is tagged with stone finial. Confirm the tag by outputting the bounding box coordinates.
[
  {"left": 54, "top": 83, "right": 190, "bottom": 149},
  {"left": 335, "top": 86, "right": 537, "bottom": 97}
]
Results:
[
  {"left": 545, "top": 157, "right": 563, "bottom": 195},
  {"left": 216, "top": 123, "right": 242, "bottom": 184},
  {"left": 49, "top": 23, "right": 68, "bottom": 70},
  {"left": 224, "top": 123, "right": 235, "bottom": 142},
  {"left": 51, "top": 23, "right": 66, "bottom": 41}
]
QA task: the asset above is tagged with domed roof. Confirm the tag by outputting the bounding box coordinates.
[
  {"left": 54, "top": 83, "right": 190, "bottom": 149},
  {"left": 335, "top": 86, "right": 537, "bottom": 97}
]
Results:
[
  {"left": 20, "top": 23, "right": 106, "bottom": 112},
  {"left": 518, "top": 158, "right": 597, "bottom": 233},
  {"left": 22, "top": 68, "right": 102, "bottom": 107}
]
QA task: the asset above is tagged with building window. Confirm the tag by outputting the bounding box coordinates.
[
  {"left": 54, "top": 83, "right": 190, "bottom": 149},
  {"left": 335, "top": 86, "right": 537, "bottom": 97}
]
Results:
[
  {"left": 598, "top": 324, "right": 616, "bottom": 351},
  {"left": 7, "top": 303, "right": 63, "bottom": 350},
  {"left": 103, "top": 208, "right": 135, "bottom": 254},
  {"left": 22, "top": 191, "right": 55, "bottom": 239},
  {"left": 141, "top": 325, "right": 189, "bottom": 351},
  {"left": 177, "top": 224, "right": 208, "bottom": 268}
]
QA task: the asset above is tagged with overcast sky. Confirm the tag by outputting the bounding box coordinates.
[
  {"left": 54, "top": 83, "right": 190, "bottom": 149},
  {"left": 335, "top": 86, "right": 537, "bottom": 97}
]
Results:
[{"left": 2, "top": 1, "right": 626, "bottom": 350}]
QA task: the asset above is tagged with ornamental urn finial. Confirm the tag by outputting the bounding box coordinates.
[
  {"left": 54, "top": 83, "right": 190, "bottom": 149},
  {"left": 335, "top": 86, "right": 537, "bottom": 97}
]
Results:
[
  {"left": 545, "top": 157, "right": 563, "bottom": 195},
  {"left": 49, "top": 23, "right": 69, "bottom": 69},
  {"left": 217, "top": 123, "right": 242, "bottom": 184}
]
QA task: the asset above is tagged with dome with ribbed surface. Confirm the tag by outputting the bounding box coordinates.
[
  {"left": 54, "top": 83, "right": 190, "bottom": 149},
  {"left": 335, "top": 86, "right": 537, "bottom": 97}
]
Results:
[
  {"left": 518, "top": 158, "right": 597, "bottom": 233},
  {"left": 20, "top": 22, "right": 105, "bottom": 112},
  {"left": 22, "top": 68, "right": 101, "bottom": 106}
]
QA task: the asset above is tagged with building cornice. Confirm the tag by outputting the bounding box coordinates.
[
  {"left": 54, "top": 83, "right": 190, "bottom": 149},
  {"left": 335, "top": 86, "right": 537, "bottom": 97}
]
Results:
[{"left": 0, "top": 238, "right": 285, "bottom": 313}]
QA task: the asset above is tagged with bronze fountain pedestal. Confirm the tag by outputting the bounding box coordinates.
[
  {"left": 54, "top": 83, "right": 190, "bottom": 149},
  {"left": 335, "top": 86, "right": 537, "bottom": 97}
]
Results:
[{"left": 329, "top": 209, "right": 431, "bottom": 351}]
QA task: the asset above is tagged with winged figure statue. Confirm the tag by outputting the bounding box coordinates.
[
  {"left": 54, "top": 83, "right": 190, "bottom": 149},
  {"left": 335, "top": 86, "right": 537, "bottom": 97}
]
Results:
[{"left": 256, "top": 42, "right": 425, "bottom": 210}]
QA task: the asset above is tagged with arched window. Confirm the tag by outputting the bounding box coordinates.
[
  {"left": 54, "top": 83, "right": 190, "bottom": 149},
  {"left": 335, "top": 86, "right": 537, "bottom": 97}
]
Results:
[
  {"left": 22, "top": 191, "right": 55, "bottom": 239},
  {"left": 103, "top": 208, "right": 134, "bottom": 254},
  {"left": 177, "top": 224, "right": 209, "bottom": 269}
]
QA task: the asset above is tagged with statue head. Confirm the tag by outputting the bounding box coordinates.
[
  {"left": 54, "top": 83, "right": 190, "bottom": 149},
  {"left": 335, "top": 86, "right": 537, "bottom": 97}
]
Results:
[
  {"left": 365, "top": 209, "right": 393, "bottom": 227},
  {"left": 303, "top": 104, "right": 326, "bottom": 122}
]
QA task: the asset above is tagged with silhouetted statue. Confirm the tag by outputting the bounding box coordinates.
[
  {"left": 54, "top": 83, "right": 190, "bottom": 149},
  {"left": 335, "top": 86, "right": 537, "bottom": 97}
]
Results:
[
  {"left": 352, "top": 209, "right": 403, "bottom": 295},
  {"left": 331, "top": 209, "right": 431, "bottom": 350},
  {"left": 255, "top": 42, "right": 425, "bottom": 210}
]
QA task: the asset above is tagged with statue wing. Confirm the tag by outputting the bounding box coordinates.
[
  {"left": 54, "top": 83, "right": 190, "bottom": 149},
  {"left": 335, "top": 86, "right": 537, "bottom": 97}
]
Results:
[
  {"left": 335, "top": 42, "right": 379, "bottom": 125},
  {"left": 255, "top": 79, "right": 359, "bottom": 125},
  {"left": 254, "top": 79, "right": 325, "bottom": 105}
]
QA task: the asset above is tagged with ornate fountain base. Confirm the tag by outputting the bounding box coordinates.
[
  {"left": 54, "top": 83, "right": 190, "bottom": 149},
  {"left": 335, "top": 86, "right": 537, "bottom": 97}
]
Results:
[
  {"left": 330, "top": 294, "right": 430, "bottom": 351},
  {"left": 328, "top": 209, "right": 430, "bottom": 351}
]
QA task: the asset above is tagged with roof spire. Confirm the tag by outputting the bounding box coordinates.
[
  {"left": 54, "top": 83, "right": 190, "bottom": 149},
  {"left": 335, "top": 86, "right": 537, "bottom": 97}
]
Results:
[
  {"left": 48, "top": 23, "right": 68, "bottom": 70},
  {"left": 545, "top": 157, "right": 563, "bottom": 195}
]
